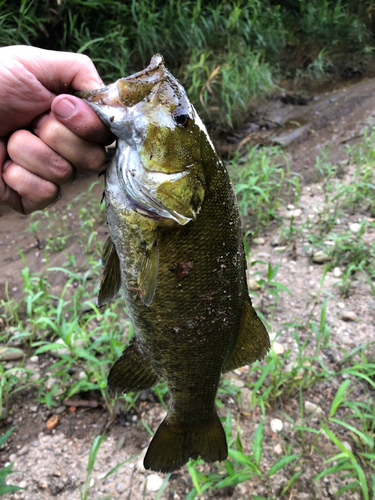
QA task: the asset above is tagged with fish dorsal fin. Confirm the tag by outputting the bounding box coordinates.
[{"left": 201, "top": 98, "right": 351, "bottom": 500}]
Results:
[
  {"left": 98, "top": 236, "right": 121, "bottom": 307},
  {"left": 223, "top": 297, "right": 270, "bottom": 373},
  {"left": 138, "top": 238, "right": 159, "bottom": 307}
]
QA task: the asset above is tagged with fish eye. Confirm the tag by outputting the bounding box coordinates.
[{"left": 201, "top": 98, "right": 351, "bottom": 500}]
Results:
[{"left": 172, "top": 106, "right": 191, "bottom": 129}]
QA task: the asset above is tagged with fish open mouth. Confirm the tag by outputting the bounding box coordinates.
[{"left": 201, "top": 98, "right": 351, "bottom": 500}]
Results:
[{"left": 117, "top": 145, "right": 193, "bottom": 225}]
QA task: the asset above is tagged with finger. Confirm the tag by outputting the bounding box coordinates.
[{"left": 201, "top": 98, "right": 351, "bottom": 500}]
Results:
[
  {"left": 33, "top": 112, "right": 107, "bottom": 173},
  {"left": 2, "top": 161, "right": 59, "bottom": 214},
  {"left": 0, "top": 139, "right": 23, "bottom": 213},
  {"left": 52, "top": 95, "right": 114, "bottom": 144},
  {"left": 7, "top": 130, "right": 74, "bottom": 185}
]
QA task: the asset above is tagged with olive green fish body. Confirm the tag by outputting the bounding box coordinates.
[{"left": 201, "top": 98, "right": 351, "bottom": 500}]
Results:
[{"left": 79, "top": 55, "right": 270, "bottom": 473}]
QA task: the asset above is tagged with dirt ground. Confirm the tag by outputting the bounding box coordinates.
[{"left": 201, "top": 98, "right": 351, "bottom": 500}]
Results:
[{"left": 1, "top": 75, "right": 375, "bottom": 499}]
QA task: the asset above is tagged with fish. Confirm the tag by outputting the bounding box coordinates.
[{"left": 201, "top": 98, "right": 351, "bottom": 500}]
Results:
[{"left": 78, "top": 54, "right": 270, "bottom": 473}]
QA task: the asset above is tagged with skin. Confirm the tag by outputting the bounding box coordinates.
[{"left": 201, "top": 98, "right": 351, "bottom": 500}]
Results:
[{"left": 0, "top": 45, "right": 114, "bottom": 214}]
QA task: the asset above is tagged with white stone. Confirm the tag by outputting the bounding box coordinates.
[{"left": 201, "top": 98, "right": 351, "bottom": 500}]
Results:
[
  {"left": 0, "top": 347, "right": 24, "bottom": 361},
  {"left": 312, "top": 251, "right": 331, "bottom": 263},
  {"left": 230, "top": 379, "right": 245, "bottom": 388},
  {"left": 253, "top": 237, "right": 265, "bottom": 245},
  {"left": 29, "top": 356, "right": 39, "bottom": 363},
  {"left": 342, "top": 441, "right": 352, "bottom": 453},
  {"left": 349, "top": 222, "right": 361, "bottom": 233},
  {"left": 338, "top": 302, "right": 345, "bottom": 309},
  {"left": 146, "top": 474, "right": 163, "bottom": 492},
  {"left": 304, "top": 401, "right": 323, "bottom": 415},
  {"left": 274, "top": 443, "right": 283, "bottom": 454},
  {"left": 342, "top": 311, "right": 357, "bottom": 322},
  {"left": 272, "top": 341, "right": 284, "bottom": 355},
  {"left": 333, "top": 267, "right": 341, "bottom": 277},
  {"left": 274, "top": 246, "right": 287, "bottom": 253},
  {"left": 286, "top": 208, "right": 302, "bottom": 219},
  {"left": 270, "top": 418, "right": 283, "bottom": 433},
  {"left": 287, "top": 204, "right": 295, "bottom": 210},
  {"left": 248, "top": 278, "right": 260, "bottom": 291}
]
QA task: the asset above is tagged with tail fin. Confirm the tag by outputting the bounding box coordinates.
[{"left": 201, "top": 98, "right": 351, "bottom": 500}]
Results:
[{"left": 144, "top": 412, "right": 227, "bottom": 473}]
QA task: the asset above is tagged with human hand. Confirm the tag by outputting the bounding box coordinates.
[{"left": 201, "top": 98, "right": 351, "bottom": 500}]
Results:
[{"left": 0, "top": 45, "right": 114, "bottom": 214}]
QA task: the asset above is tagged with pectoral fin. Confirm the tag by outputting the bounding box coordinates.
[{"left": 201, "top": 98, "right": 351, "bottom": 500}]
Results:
[
  {"left": 108, "top": 339, "right": 160, "bottom": 394},
  {"left": 138, "top": 238, "right": 159, "bottom": 307},
  {"left": 223, "top": 298, "right": 270, "bottom": 373},
  {"left": 98, "top": 237, "right": 121, "bottom": 307}
]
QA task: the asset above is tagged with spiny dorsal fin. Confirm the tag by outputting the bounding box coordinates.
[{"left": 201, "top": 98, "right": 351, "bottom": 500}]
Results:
[
  {"left": 138, "top": 238, "right": 159, "bottom": 307},
  {"left": 223, "top": 297, "right": 270, "bottom": 373},
  {"left": 98, "top": 236, "right": 121, "bottom": 307},
  {"left": 108, "top": 339, "right": 160, "bottom": 394}
]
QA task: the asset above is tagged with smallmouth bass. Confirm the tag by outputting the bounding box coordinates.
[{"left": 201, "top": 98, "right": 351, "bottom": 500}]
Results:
[{"left": 78, "top": 55, "right": 270, "bottom": 473}]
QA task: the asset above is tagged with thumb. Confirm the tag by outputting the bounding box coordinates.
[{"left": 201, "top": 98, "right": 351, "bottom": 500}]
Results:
[{"left": 51, "top": 95, "right": 115, "bottom": 144}]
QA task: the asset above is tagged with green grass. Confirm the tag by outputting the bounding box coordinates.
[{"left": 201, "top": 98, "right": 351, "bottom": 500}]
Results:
[{"left": 1, "top": 0, "right": 374, "bottom": 129}]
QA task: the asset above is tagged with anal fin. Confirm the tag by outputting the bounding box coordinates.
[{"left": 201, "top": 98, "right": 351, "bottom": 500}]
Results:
[
  {"left": 98, "top": 236, "right": 121, "bottom": 307},
  {"left": 223, "top": 297, "right": 270, "bottom": 373},
  {"left": 108, "top": 339, "right": 160, "bottom": 394}
]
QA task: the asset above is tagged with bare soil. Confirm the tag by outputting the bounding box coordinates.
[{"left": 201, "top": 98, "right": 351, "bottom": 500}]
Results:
[{"left": 1, "top": 76, "right": 375, "bottom": 500}]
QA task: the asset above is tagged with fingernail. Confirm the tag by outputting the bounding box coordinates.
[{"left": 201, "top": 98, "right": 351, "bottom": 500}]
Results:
[
  {"left": 54, "top": 98, "right": 76, "bottom": 119},
  {"left": 2, "top": 160, "right": 10, "bottom": 173}
]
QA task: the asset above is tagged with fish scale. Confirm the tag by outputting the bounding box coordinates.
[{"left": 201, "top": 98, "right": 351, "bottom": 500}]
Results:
[{"left": 78, "top": 54, "right": 270, "bottom": 473}]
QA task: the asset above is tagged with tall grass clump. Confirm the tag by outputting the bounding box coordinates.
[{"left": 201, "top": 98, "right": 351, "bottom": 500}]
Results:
[{"left": 1, "top": 1, "right": 374, "bottom": 130}]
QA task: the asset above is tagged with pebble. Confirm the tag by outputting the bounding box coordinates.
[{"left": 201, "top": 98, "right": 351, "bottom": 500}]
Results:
[
  {"left": 17, "top": 445, "right": 29, "bottom": 456},
  {"left": 30, "top": 405, "right": 38, "bottom": 412},
  {"left": 312, "top": 251, "right": 331, "bottom": 263},
  {"left": 333, "top": 267, "right": 341, "bottom": 277},
  {"left": 46, "top": 415, "right": 59, "bottom": 430},
  {"left": 342, "top": 311, "right": 357, "bottom": 322},
  {"left": 337, "top": 302, "right": 345, "bottom": 309},
  {"left": 252, "top": 237, "right": 265, "bottom": 245},
  {"left": 45, "top": 377, "right": 58, "bottom": 390},
  {"left": 286, "top": 208, "right": 302, "bottom": 219},
  {"left": 38, "top": 480, "right": 49, "bottom": 489},
  {"left": 270, "top": 234, "right": 287, "bottom": 247},
  {"left": 304, "top": 401, "right": 323, "bottom": 415},
  {"left": 29, "top": 355, "right": 39, "bottom": 363},
  {"left": 146, "top": 474, "right": 163, "bottom": 492},
  {"left": 19, "top": 480, "right": 27, "bottom": 488},
  {"left": 272, "top": 341, "right": 284, "bottom": 355},
  {"left": 349, "top": 222, "right": 361, "bottom": 233},
  {"left": 342, "top": 441, "right": 352, "bottom": 453},
  {"left": 273, "top": 443, "right": 283, "bottom": 454},
  {"left": 240, "top": 387, "right": 253, "bottom": 412},
  {"left": 0, "top": 347, "right": 25, "bottom": 361},
  {"left": 55, "top": 405, "right": 66, "bottom": 415},
  {"left": 270, "top": 418, "right": 283, "bottom": 433},
  {"left": 248, "top": 278, "right": 260, "bottom": 291},
  {"left": 230, "top": 378, "right": 245, "bottom": 388},
  {"left": 274, "top": 246, "right": 287, "bottom": 253}
]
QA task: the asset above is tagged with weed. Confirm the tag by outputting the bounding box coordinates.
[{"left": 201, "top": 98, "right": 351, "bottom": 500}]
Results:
[{"left": 0, "top": 427, "right": 23, "bottom": 496}]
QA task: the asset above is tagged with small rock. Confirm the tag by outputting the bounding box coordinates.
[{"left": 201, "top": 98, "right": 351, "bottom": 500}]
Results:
[
  {"left": 240, "top": 388, "right": 253, "bottom": 412},
  {"left": 46, "top": 415, "right": 59, "bottom": 430},
  {"left": 19, "top": 480, "right": 27, "bottom": 488},
  {"left": 29, "top": 355, "right": 39, "bottom": 363},
  {"left": 78, "top": 371, "right": 86, "bottom": 380},
  {"left": 146, "top": 474, "right": 163, "bottom": 492},
  {"left": 9, "top": 453, "right": 17, "bottom": 462},
  {"left": 38, "top": 480, "right": 49, "bottom": 489},
  {"left": 230, "top": 378, "right": 245, "bottom": 388},
  {"left": 45, "top": 377, "right": 58, "bottom": 391},
  {"left": 286, "top": 208, "right": 302, "bottom": 219},
  {"left": 342, "top": 441, "right": 352, "bottom": 453},
  {"left": 248, "top": 278, "right": 260, "bottom": 291},
  {"left": 16, "top": 445, "right": 28, "bottom": 457},
  {"left": 333, "top": 267, "right": 341, "bottom": 277},
  {"left": 270, "top": 234, "right": 287, "bottom": 247},
  {"left": 312, "top": 251, "right": 331, "bottom": 263},
  {"left": 55, "top": 405, "right": 66, "bottom": 415},
  {"left": 252, "top": 237, "right": 265, "bottom": 245},
  {"left": 30, "top": 405, "right": 38, "bottom": 412},
  {"left": 287, "top": 204, "right": 295, "bottom": 210},
  {"left": 342, "top": 311, "right": 357, "bottom": 322},
  {"left": 274, "top": 443, "right": 283, "bottom": 455},
  {"left": 349, "top": 222, "right": 361, "bottom": 233},
  {"left": 274, "top": 246, "right": 287, "bottom": 253},
  {"left": 337, "top": 302, "right": 345, "bottom": 309},
  {"left": 270, "top": 418, "right": 283, "bottom": 433},
  {"left": 304, "top": 401, "right": 323, "bottom": 415},
  {"left": 116, "top": 435, "right": 126, "bottom": 453},
  {"left": 0, "top": 347, "right": 25, "bottom": 361},
  {"left": 272, "top": 341, "right": 284, "bottom": 355}
]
